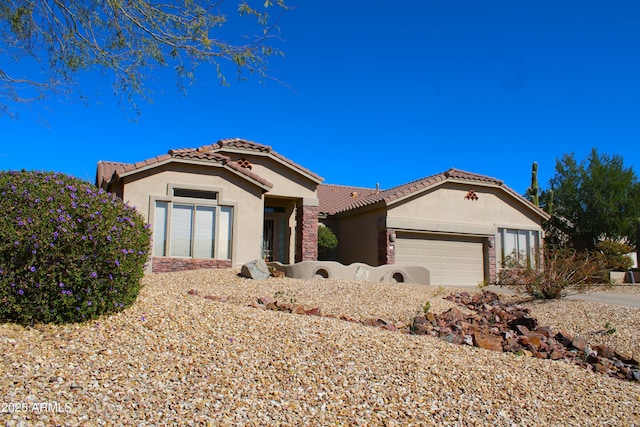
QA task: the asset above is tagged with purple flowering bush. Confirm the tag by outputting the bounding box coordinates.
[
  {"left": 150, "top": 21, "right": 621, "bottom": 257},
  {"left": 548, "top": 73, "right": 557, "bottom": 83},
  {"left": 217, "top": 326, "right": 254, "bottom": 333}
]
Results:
[{"left": 0, "top": 170, "right": 151, "bottom": 324}]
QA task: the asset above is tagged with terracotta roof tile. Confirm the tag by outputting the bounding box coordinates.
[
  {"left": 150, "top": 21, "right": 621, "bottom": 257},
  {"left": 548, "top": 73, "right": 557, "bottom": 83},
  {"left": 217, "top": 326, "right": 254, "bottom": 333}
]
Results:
[
  {"left": 95, "top": 161, "right": 128, "bottom": 188},
  {"left": 319, "top": 168, "right": 543, "bottom": 217},
  {"left": 202, "top": 138, "right": 323, "bottom": 183},
  {"left": 96, "top": 145, "right": 274, "bottom": 190},
  {"left": 318, "top": 184, "right": 380, "bottom": 215}
]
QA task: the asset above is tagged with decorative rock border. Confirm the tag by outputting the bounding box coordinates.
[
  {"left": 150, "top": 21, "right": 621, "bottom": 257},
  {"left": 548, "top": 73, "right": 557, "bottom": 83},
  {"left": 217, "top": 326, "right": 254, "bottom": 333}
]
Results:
[{"left": 186, "top": 288, "right": 640, "bottom": 382}]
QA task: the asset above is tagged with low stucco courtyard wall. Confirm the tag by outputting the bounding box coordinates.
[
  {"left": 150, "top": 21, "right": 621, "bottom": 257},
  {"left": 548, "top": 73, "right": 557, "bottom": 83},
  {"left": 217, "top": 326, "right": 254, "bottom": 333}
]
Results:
[{"left": 268, "top": 261, "right": 430, "bottom": 285}]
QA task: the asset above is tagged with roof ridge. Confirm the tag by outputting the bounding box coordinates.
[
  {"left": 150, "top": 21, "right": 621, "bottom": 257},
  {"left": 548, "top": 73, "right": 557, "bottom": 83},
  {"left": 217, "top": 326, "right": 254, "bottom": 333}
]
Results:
[{"left": 320, "top": 183, "right": 378, "bottom": 191}]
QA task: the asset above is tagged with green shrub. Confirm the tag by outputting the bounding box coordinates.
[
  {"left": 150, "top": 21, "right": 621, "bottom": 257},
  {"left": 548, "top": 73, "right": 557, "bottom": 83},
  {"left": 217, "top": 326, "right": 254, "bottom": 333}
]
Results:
[
  {"left": 0, "top": 170, "right": 151, "bottom": 325},
  {"left": 318, "top": 225, "right": 338, "bottom": 255},
  {"left": 595, "top": 240, "right": 634, "bottom": 271},
  {"left": 497, "top": 247, "right": 609, "bottom": 299}
]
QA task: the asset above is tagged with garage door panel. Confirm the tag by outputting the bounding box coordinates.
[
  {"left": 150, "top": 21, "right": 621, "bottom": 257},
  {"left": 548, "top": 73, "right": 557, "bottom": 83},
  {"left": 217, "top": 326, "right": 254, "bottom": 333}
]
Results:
[{"left": 395, "top": 233, "right": 484, "bottom": 287}]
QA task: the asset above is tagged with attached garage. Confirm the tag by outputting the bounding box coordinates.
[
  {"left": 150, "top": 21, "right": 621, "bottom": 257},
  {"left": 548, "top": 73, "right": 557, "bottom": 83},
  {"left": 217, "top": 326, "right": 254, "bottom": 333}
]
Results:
[{"left": 395, "top": 233, "right": 486, "bottom": 287}]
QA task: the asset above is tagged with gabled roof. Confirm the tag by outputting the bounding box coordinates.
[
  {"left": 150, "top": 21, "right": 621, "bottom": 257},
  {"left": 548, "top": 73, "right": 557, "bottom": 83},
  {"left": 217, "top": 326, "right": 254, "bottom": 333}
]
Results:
[
  {"left": 197, "top": 138, "right": 324, "bottom": 184},
  {"left": 319, "top": 168, "right": 550, "bottom": 220},
  {"left": 96, "top": 146, "right": 274, "bottom": 191}
]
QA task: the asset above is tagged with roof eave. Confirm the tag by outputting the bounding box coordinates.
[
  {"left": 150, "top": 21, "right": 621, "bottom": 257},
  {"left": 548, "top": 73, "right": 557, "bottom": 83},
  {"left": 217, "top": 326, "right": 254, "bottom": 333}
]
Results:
[
  {"left": 213, "top": 146, "right": 324, "bottom": 184},
  {"left": 116, "top": 157, "right": 273, "bottom": 191}
]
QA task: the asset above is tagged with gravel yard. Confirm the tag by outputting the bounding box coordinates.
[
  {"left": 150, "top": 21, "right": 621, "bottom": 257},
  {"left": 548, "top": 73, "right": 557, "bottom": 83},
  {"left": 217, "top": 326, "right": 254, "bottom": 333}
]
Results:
[{"left": 1, "top": 269, "right": 639, "bottom": 426}]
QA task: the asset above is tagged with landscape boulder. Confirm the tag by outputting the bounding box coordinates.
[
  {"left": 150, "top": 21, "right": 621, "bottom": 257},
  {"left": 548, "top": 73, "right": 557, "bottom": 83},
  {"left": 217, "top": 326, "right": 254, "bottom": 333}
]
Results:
[{"left": 241, "top": 259, "right": 271, "bottom": 280}]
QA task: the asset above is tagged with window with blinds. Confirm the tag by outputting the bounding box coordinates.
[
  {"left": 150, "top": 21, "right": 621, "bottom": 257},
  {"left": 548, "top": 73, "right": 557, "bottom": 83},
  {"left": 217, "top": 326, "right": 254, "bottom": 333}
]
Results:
[{"left": 152, "top": 196, "right": 233, "bottom": 260}]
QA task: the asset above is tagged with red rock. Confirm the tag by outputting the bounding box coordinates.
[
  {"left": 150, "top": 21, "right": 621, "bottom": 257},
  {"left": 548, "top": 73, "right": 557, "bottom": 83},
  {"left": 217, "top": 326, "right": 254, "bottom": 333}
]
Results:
[
  {"left": 440, "top": 307, "right": 465, "bottom": 323},
  {"left": 276, "top": 302, "right": 293, "bottom": 312},
  {"left": 508, "top": 315, "right": 538, "bottom": 331},
  {"left": 554, "top": 330, "right": 574, "bottom": 347},
  {"left": 266, "top": 301, "right": 278, "bottom": 310},
  {"left": 533, "top": 350, "right": 548, "bottom": 359},
  {"left": 426, "top": 312, "right": 438, "bottom": 325},
  {"left": 586, "top": 352, "right": 600, "bottom": 364},
  {"left": 293, "top": 305, "right": 306, "bottom": 314},
  {"left": 535, "top": 326, "right": 552, "bottom": 338},
  {"left": 187, "top": 289, "right": 198, "bottom": 295},
  {"left": 550, "top": 349, "right": 565, "bottom": 360},
  {"left": 518, "top": 335, "right": 530, "bottom": 346},
  {"left": 528, "top": 336, "right": 542, "bottom": 350},
  {"left": 473, "top": 331, "right": 504, "bottom": 352},
  {"left": 413, "top": 315, "right": 428, "bottom": 326},
  {"left": 304, "top": 307, "right": 321, "bottom": 316},
  {"left": 571, "top": 336, "right": 587, "bottom": 351},
  {"left": 258, "top": 296, "right": 275, "bottom": 306},
  {"left": 593, "top": 363, "right": 610, "bottom": 374},
  {"left": 592, "top": 344, "right": 616, "bottom": 359}
]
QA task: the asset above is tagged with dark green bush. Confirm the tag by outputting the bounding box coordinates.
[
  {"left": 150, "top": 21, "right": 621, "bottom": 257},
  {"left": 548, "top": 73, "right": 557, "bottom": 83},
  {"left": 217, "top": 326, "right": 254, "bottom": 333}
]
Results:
[
  {"left": 0, "top": 170, "right": 151, "bottom": 325},
  {"left": 497, "top": 247, "right": 609, "bottom": 299},
  {"left": 318, "top": 225, "right": 338, "bottom": 257},
  {"left": 595, "top": 240, "right": 634, "bottom": 271}
]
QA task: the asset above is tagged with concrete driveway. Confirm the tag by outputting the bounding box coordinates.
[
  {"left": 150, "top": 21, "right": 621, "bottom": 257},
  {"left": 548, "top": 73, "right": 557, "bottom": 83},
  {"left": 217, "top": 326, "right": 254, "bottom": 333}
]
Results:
[{"left": 477, "top": 285, "right": 640, "bottom": 308}]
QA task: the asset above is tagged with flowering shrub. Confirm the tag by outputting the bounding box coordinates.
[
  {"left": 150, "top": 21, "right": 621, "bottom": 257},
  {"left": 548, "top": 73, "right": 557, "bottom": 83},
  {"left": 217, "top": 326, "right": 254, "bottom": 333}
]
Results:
[
  {"left": 497, "top": 247, "right": 609, "bottom": 299},
  {"left": 0, "top": 170, "right": 151, "bottom": 324}
]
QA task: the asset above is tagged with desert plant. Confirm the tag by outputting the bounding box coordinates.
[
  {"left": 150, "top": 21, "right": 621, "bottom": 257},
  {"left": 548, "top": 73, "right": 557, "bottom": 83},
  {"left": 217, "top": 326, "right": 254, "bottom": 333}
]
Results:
[
  {"left": 497, "top": 247, "right": 609, "bottom": 299},
  {"left": 0, "top": 170, "right": 151, "bottom": 325},
  {"left": 527, "top": 161, "right": 540, "bottom": 207},
  {"left": 318, "top": 224, "right": 338, "bottom": 256},
  {"left": 595, "top": 240, "right": 634, "bottom": 271}
]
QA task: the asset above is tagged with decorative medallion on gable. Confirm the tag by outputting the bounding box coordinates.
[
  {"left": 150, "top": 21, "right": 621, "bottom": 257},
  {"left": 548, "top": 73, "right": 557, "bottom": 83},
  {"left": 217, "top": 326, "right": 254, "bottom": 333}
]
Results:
[
  {"left": 237, "top": 158, "right": 253, "bottom": 170},
  {"left": 465, "top": 190, "right": 479, "bottom": 201}
]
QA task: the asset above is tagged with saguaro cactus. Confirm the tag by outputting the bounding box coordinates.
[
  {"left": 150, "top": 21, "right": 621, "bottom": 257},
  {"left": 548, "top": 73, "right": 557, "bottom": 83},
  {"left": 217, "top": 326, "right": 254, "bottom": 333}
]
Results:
[
  {"left": 546, "top": 189, "right": 554, "bottom": 215},
  {"left": 528, "top": 161, "right": 539, "bottom": 207}
]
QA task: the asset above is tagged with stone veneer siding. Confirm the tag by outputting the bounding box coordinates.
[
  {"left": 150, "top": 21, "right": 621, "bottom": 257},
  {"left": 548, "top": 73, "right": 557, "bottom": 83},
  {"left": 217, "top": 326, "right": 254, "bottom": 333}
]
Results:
[
  {"left": 378, "top": 230, "right": 395, "bottom": 265},
  {"left": 488, "top": 236, "right": 496, "bottom": 284},
  {"left": 295, "top": 205, "right": 319, "bottom": 262},
  {"left": 152, "top": 257, "right": 232, "bottom": 273}
]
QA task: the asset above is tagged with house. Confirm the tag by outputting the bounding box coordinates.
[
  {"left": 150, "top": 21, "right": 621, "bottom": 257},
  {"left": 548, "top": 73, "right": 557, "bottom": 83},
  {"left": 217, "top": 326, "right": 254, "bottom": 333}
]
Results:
[
  {"left": 96, "top": 138, "right": 550, "bottom": 285},
  {"left": 318, "top": 170, "right": 550, "bottom": 286}
]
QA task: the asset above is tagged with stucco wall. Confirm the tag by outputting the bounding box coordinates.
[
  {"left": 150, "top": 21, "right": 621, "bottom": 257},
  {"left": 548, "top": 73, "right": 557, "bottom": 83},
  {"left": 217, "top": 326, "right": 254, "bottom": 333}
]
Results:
[
  {"left": 388, "top": 183, "right": 542, "bottom": 231},
  {"left": 120, "top": 162, "right": 265, "bottom": 268},
  {"left": 334, "top": 207, "right": 386, "bottom": 266},
  {"left": 223, "top": 153, "right": 318, "bottom": 199}
]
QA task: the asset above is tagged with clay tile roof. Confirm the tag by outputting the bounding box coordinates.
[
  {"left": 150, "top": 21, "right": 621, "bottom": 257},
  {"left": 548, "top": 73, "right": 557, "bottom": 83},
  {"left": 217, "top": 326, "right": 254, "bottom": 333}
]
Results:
[
  {"left": 95, "top": 161, "right": 127, "bottom": 188},
  {"left": 318, "top": 184, "right": 380, "bottom": 215},
  {"left": 96, "top": 145, "right": 274, "bottom": 190},
  {"left": 202, "top": 138, "right": 323, "bottom": 183},
  {"left": 321, "top": 168, "right": 520, "bottom": 215}
]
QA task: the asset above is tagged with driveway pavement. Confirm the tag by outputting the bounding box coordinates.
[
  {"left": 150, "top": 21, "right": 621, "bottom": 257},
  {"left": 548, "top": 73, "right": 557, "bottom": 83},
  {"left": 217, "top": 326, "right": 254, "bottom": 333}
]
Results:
[{"left": 472, "top": 285, "right": 640, "bottom": 308}]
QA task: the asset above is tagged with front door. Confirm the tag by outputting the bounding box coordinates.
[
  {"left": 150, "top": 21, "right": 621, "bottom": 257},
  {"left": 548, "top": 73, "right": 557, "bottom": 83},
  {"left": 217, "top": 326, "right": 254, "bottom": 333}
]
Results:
[{"left": 263, "top": 208, "right": 290, "bottom": 263}]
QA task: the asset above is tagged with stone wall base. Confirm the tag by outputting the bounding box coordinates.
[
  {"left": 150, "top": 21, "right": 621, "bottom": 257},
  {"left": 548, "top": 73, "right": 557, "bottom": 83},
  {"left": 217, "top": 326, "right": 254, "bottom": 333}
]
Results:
[{"left": 152, "top": 257, "right": 232, "bottom": 273}]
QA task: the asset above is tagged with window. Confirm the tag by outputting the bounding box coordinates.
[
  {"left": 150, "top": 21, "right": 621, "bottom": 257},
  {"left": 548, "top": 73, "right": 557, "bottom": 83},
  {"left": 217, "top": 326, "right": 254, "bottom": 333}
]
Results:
[
  {"left": 173, "top": 188, "right": 217, "bottom": 200},
  {"left": 499, "top": 228, "right": 539, "bottom": 266},
  {"left": 152, "top": 192, "right": 233, "bottom": 260}
]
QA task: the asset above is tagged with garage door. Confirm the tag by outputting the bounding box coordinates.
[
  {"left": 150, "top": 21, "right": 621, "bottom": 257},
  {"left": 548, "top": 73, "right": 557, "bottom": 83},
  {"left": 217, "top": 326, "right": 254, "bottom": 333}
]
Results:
[{"left": 395, "top": 233, "right": 485, "bottom": 287}]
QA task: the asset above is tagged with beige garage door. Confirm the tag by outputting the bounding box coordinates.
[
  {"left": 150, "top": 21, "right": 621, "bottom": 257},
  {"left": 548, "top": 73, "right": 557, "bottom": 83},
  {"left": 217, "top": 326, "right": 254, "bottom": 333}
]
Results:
[{"left": 395, "top": 233, "right": 485, "bottom": 287}]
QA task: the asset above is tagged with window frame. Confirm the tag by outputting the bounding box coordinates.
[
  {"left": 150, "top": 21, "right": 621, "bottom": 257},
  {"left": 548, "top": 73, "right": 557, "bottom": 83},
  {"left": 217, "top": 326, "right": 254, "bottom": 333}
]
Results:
[
  {"left": 497, "top": 227, "right": 540, "bottom": 267},
  {"left": 150, "top": 185, "right": 236, "bottom": 260}
]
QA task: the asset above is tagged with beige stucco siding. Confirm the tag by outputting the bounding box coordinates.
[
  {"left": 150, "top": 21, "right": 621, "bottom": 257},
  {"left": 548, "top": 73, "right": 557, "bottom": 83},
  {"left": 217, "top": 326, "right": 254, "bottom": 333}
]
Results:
[
  {"left": 388, "top": 183, "right": 541, "bottom": 232},
  {"left": 334, "top": 207, "right": 386, "bottom": 266},
  {"left": 225, "top": 153, "right": 318, "bottom": 200},
  {"left": 120, "top": 162, "right": 266, "bottom": 267}
]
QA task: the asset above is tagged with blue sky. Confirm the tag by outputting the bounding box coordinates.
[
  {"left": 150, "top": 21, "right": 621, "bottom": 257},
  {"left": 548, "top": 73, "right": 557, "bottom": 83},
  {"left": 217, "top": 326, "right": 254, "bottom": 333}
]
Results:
[{"left": 1, "top": 1, "right": 639, "bottom": 195}]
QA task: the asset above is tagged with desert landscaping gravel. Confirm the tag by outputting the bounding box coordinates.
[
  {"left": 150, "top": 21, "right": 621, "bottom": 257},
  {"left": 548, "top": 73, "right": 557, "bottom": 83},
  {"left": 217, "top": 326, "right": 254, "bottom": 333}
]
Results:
[{"left": 1, "top": 269, "right": 639, "bottom": 426}]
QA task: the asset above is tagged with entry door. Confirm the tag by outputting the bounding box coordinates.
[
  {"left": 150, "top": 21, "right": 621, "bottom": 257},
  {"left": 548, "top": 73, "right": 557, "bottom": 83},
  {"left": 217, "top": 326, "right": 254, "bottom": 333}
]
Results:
[{"left": 263, "top": 215, "right": 289, "bottom": 263}]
